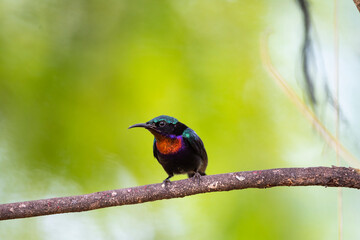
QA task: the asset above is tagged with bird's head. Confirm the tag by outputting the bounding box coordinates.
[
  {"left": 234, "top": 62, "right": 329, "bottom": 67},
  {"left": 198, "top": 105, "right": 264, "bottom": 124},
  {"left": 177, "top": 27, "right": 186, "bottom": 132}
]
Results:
[{"left": 128, "top": 115, "right": 188, "bottom": 138}]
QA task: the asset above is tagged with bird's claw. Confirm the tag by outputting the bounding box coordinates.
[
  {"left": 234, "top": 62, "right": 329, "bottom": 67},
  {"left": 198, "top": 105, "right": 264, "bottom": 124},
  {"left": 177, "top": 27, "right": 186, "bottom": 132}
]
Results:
[
  {"left": 192, "top": 172, "right": 202, "bottom": 184},
  {"left": 162, "top": 177, "right": 172, "bottom": 188}
]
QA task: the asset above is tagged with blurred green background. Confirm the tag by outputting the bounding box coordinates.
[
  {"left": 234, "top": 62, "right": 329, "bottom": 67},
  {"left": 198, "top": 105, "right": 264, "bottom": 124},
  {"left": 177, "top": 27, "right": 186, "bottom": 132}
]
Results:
[{"left": 1, "top": 0, "right": 360, "bottom": 239}]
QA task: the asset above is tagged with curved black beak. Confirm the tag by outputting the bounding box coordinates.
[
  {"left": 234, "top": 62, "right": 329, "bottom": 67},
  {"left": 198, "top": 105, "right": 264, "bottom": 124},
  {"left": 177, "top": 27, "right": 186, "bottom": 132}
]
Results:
[{"left": 128, "top": 123, "right": 149, "bottom": 129}]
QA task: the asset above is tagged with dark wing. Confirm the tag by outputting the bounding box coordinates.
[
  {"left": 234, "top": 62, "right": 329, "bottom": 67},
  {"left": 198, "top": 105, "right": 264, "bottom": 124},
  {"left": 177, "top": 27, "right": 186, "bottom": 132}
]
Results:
[{"left": 182, "top": 128, "right": 208, "bottom": 172}]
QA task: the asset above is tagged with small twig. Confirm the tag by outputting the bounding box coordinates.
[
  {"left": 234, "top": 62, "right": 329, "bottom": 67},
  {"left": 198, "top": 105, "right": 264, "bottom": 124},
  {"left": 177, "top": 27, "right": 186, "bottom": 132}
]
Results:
[
  {"left": 260, "top": 32, "right": 360, "bottom": 168},
  {"left": 354, "top": 0, "right": 360, "bottom": 13},
  {"left": 0, "top": 166, "right": 359, "bottom": 221}
]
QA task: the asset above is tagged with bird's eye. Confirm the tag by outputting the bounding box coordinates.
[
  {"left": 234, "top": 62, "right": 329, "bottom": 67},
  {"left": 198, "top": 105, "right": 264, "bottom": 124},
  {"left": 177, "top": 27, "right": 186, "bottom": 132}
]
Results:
[{"left": 159, "top": 121, "right": 166, "bottom": 127}]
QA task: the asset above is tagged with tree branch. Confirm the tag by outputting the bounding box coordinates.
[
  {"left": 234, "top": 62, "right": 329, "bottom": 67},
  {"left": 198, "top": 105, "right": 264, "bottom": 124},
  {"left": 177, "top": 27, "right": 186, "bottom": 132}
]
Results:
[
  {"left": 354, "top": 0, "right": 360, "bottom": 13},
  {"left": 0, "top": 166, "right": 359, "bottom": 221}
]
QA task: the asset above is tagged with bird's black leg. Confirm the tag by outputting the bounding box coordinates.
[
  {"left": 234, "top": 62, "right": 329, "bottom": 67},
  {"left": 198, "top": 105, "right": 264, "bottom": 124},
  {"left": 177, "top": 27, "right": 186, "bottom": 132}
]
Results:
[
  {"left": 191, "top": 172, "right": 202, "bottom": 184},
  {"left": 162, "top": 174, "right": 173, "bottom": 187}
]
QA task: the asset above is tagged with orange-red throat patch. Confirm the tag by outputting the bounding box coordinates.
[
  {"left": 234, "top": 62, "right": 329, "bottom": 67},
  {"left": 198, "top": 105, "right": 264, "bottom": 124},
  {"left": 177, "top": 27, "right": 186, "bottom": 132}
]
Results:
[{"left": 155, "top": 136, "right": 183, "bottom": 155}]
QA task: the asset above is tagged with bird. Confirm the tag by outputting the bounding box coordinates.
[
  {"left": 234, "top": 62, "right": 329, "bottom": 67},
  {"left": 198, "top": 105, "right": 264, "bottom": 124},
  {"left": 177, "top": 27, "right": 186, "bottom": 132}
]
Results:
[{"left": 128, "top": 115, "right": 208, "bottom": 184}]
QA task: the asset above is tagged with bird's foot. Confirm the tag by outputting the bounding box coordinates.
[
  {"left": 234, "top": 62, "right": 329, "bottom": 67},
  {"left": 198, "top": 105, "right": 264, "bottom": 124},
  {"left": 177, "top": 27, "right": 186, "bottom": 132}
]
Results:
[
  {"left": 192, "top": 172, "right": 202, "bottom": 184},
  {"left": 162, "top": 176, "right": 172, "bottom": 188}
]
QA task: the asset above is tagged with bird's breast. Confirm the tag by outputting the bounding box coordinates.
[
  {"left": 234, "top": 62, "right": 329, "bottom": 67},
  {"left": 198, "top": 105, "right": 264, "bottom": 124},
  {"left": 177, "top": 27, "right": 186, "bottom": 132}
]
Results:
[{"left": 156, "top": 136, "right": 183, "bottom": 155}]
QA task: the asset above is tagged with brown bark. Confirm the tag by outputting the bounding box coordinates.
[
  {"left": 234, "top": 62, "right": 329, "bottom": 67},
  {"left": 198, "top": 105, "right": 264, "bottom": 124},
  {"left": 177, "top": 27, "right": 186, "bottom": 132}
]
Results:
[
  {"left": 0, "top": 166, "right": 359, "bottom": 221},
  {"left": 354, "top": 0, "right": 360, "bottom": 13}
]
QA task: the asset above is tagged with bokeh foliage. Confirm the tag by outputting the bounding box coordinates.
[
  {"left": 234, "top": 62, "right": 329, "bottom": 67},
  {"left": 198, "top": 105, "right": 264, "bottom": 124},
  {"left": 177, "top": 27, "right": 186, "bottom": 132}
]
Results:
[{"left": 0, "top": 0, "right": 359, "bottom": 239}]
